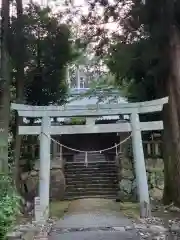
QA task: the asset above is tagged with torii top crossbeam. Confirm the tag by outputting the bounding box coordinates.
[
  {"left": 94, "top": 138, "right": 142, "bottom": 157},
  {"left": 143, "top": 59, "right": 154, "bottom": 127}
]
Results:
[{"left": 11, "top": 97, "right": 168, "bottom": 117}]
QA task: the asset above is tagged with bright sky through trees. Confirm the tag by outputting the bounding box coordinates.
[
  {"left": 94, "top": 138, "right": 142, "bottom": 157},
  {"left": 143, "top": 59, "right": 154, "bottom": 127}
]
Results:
[{"left": 20, "top": 0, "right": 118, "bottom": 31}]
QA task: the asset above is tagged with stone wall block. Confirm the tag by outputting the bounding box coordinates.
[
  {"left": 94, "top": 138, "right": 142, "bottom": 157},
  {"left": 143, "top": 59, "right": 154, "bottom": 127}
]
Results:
[
  {"left": 21, "top": 168, "right": 66, "bottom": 201},
  {"left": 119, "top": 179, "right": 132, "bottom": 195},
  {"left": 121, "top": 168, "right": 134, "bottom": 180},
  {"left": 121, "top": 157, "right": 133, "bottom": 170},
  {"left": 119, "top": 156, "right": 164, "bottom": 201},
  {"left": 149, "top": 172, "right": 156, "bottom": 188}
]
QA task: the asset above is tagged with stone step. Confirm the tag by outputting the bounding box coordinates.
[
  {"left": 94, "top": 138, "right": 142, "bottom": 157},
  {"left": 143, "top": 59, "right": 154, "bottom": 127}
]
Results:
[
  {"left": 65, "top": 169, "right": 117, "bottom": 173},
  {"left": 64, "top": 191, "right": 117, "bottom": 198},
  {"left": 73, "top": 153, "right": 116, "bottom": 158},
  {"left": 65, "top": 178, "right": 118, "bottom": 184},
  {"left": 65, "top": 161, "right": 116, "bottom": 165},
  {"left": 64, "top": 163, "right": 117, "bottom": 168},
  {"left": 64, "top": 194, "right": 117, "bottom": 200},
  {"left": 66, "top": 188, "right": 118, "bottom": 194},
  {"left": 64, "top": 169, "right": 117, "bottom": 174},
  {"left": 65, "top": 185, "right": 118, "bottom": 190},
  {"left": 66, "top": 183, "right": 118, "bottom": 188},
  {"left": 65, "top": 176, "right": 118, "bottom": 181},
  {"left": 65, "top": 162, "right": 117, "bottom": 166},
  {"left": 65, "top": 169, "right": 117, "bottom": 172},
  {"left": 65, "top": 166, "right": 117, "bottom": 170},
  {"left": 66, "top": 178, "right": 118, "bottom": 184},
  {"left": 65, "top": 174, "right": 118, "bottom": 178},
  {"left": 70, "top": 159, "right": 115, "bottom": 163},
  {"left": 73, "top": 155, "right": 108, "bottom": 158},
  {"left": 66, "top": 186, "right": 118, "bottom": 194},
  {"left": 65, "top": 172, "right": 118, "bottom": 178},
  {"left": 65, "top": 163, "right": 117, "bottom": 166},
  {"left": 66, "top": 183, "right": 118, "bottom": 189},
  {"left": 65, "top": 173, "right": 118, "bottom": 176},
  {"left": 66, "top": 181, "right": 118, "bottom": 186},
  {"left": 66, "top": 182, "right": 118, "bottom": 189}
]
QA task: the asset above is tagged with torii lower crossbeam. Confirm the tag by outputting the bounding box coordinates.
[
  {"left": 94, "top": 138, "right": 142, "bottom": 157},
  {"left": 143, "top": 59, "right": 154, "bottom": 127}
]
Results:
[{"left": 18, "top": 121, "right": 163, "bottom": 135}]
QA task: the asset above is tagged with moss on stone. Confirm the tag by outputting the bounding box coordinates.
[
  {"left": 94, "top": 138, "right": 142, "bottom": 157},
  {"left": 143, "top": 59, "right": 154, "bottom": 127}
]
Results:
[
  {"left": 50, "top": 201, "right": 70, "bottom": 219},
  {"left": 120, "top": 202, "right": 140, "bottom": 219}
]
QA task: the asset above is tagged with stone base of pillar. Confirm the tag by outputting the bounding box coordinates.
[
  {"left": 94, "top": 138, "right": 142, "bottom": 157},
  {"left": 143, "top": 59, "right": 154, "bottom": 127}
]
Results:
[{"left": 140, "top": 201, "right": 151, "bottom": 218}]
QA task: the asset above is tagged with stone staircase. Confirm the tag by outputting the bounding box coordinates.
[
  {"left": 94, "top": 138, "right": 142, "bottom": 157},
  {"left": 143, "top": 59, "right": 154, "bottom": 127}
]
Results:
[{"left": 64, "top": 152, "right": 119, "bottom": 200}]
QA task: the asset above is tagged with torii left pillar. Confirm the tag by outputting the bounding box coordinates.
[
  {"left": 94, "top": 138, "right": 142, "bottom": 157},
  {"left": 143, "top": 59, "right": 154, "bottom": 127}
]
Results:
[{"left": 39, "top": 116, "right": 51, "bottom": 221}]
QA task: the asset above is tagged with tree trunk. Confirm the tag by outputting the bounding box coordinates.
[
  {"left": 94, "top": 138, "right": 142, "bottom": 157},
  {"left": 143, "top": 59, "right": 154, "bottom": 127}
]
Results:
[
  {"left": 162, "top": 104, "right": 174, "bottom": 204},
  {"left": 0, "top": 0, "right": 10, "bottom": 173},
  {"left": 14, "top": 0, "right": 24, "bottom": 190},
  {"left": 167, "top": 78, "right": 180, "bottom": 204},
  {"left": 162, "top": 26, "right": 180, "bottom": 206}
]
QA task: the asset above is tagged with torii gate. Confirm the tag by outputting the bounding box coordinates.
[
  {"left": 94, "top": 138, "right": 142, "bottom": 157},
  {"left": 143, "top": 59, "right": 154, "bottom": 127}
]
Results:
[{"left": 11, "top": 97, "right": 168, "bottom": 220}]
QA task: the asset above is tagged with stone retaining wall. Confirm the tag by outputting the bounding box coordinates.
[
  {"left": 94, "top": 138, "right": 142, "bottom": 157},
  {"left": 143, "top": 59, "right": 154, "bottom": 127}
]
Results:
[
  {"left": 21, "top": 159, "right": 66, "bottom": 201},
  {"left": 118, "top": 157, "right": 164, "bottom": 201},
  {"left": 21, "top": 156, "right": 164, "bottom": 202}
]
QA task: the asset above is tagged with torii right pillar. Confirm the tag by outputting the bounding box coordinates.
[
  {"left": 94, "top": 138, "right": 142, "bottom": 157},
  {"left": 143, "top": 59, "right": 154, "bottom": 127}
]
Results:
[{"left": 131, "top": 112, "right": 151, "bottom": 218}]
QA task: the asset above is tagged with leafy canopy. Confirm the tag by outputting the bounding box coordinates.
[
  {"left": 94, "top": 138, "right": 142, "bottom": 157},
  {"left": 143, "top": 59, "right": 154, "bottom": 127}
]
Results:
[{"left": 9, "top": 3, "right": 80, "bottom": 105}]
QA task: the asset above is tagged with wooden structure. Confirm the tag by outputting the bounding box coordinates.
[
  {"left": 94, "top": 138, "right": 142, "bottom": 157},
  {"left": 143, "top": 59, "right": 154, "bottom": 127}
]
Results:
[{"left": 11, "top": 97, "right": 168, "bottom": 221}]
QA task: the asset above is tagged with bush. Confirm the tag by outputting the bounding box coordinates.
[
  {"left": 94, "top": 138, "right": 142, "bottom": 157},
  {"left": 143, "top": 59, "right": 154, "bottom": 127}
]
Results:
[{"left": 0, "top": 174, "right": 21, "bottom": 239}]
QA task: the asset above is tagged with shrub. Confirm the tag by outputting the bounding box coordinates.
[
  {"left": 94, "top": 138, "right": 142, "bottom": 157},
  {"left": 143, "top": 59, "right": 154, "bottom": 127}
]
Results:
[{"left": 0, "top": 174, "right": 21, "bottom": 239}]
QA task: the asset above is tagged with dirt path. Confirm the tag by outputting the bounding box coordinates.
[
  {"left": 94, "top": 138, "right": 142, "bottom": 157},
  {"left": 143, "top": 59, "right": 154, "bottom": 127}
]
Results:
[
  {"left": 67, "top": 198, "right": 122, "bottom": 214},
  {"left": 49, "top": 198, "right": 139, "bottom": 240},
  {"left": 52, "top": 198, "right": 133, "bottom": 229}
]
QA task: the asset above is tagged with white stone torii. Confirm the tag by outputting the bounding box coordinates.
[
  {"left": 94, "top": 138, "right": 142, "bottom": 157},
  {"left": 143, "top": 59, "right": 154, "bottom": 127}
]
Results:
[{"left": 11, "top": 97, "right": 168, "bottom": 220}]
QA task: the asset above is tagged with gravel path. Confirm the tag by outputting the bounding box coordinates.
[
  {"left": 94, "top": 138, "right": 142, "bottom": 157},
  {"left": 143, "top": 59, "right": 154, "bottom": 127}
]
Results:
[
  {"left": 52, "top": 198, "right": 133, "bottom": 228},
  {"left": 48, "top": 198, "right": 138, "bottom": 240}
]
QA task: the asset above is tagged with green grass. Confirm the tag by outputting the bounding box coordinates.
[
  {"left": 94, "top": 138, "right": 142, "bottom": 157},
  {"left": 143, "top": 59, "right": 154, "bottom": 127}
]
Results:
[
  {"left": 50, "top": 201, "right": 70, "bottom": 219},
  {"left": 120, "top": 202, "right": 140, "bottom": 219}
]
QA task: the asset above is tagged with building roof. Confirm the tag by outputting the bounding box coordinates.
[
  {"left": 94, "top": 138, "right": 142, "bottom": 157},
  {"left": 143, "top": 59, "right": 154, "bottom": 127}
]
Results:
[
  {"left": 25, "top": 88, "right": 128, "bottom": 124},
  {"left": 58, "top": 88, "right": 127, "bottom": 121}
]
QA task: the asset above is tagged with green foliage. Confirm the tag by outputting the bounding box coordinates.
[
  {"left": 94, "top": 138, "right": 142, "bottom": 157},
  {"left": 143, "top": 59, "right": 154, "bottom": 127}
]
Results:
[
  {"left": 76, "top": 0, "right": 180, "bottom": 102},
  {"left": 107, "top": 39, "right": 159, "bottom": 101},
  {"left": 0, "top": 175, "right": 20, "bottom": 239},
  {"left": 70, "top": 117, "right": 86, "bottom": 125},
  {"left": 9, "top": 3, "right": 80, "bottom": 106}
]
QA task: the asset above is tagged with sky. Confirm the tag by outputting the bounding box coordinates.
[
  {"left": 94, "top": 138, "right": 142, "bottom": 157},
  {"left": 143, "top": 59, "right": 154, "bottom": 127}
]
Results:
[
  {"left": 20, "top": 0, "right": 118, "bottom": 31},
  {"left": 23, "top": 0, "right": 86, "bottom": 10},
  {"left": 0, "top": 0, "right": 120, "bottom": 34}
]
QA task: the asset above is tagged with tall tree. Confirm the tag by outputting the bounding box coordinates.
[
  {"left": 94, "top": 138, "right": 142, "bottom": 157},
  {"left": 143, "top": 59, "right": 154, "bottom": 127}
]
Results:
[
  {"left": 13, "top": 0, "right": 25, "bottom": 189},
  {"left": 0, "top": 0, "right": 11, "bottom": 172},
  {"left": 72, "top": 0, "right": 180, "bottom": 205},
  {"left": 106, "top": 0, "right": 180, "bottom": 205},
  {"left": 8, "top": 3, "right": 80, "bottom": 190},
  {"left": 22, "top": 4, "right": 73, "bottom": 105}
]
